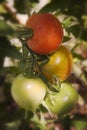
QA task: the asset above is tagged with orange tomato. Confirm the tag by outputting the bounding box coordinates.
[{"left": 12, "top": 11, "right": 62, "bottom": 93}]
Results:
[{"left": 41, "top": 45, "right": 73, "bottom": 82}]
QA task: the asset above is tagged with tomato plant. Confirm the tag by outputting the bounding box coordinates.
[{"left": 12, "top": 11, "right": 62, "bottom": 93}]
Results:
[
  {"left": 1, "top": 0, "right": 87, "bottom": 129},
  {"left": 41, "top": 45, "right": 73, "bottom": 82},
  {"left": 11, "top": 74, "right": 47, "bottom": 112},
  {"left": 26, "top": 13, "right": 63, "bottom": 55},
  {"left": 45, "top": 82, "right": 78, "bottom": 116}
]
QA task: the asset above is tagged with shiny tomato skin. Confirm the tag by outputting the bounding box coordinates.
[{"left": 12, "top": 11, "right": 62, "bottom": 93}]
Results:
[
  {"left": 26, "top": 13, "right": 63, "bottom": 54},
  {"left": 45, "top": 82, "right": 78, "bottom": 115},
  {"left": 11, "top": 74, "right": 47, "bottom": 112},
  {"left": 41, "top": 45, "right": 73, "bottom": 82}
]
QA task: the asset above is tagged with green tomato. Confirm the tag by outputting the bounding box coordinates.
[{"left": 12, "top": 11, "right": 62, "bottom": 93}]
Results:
[
  {"left": 11, "top": 74, "right": 47, "bottom": 112},
  {"left": 45, "top": 82, "right": 78, "bottom": 115}
]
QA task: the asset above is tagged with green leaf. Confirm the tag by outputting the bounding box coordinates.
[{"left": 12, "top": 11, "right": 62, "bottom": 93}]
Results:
[
  {"left": 39, "top": 0, "right": 87, "bottom": 21},
  {"left": 0, "top": 36, "right": 22, "bottom": 59},
  {"left": 0, "top": 20, "right": 14, "bottom": 35},
  {"left": 72, "top": 52, "right": 84, "bottom": 61},
  {"left": 39, "top": 0, "right": 70, "bottom": 13},
  {"left": 64, "top": 0, "right": 87, "bottom": 19},
  {"left": 39, "top": 0, "right": 85, "bottom": 15},
  {"left": 62, "top": 36, "right": 71, "bottom": 43},
  {"left": 66, "top": 25, "right": 81, "bottom": 38}
]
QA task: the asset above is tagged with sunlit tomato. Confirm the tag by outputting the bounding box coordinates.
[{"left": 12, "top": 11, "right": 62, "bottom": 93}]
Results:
[
  {"left": 26, "top": 13, "right": 63, "bottom": 54},
  {"left": 41, "top": 45, "right": 73, "bottom": 82},
  {"left": 11, "top": 74, "right": 47, "bottom": 112},
  {"left": 45, "top": 82, "right": 78, "bottom": 115}
]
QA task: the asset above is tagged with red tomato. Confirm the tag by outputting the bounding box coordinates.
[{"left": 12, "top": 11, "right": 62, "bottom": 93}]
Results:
[{"left": 26, "top": 13, "right": 63, "bottom": 54}]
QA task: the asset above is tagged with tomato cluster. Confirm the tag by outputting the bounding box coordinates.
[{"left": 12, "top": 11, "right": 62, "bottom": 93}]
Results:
[{"left": 11, "top": 13, "right": 78, "bottom": 116}]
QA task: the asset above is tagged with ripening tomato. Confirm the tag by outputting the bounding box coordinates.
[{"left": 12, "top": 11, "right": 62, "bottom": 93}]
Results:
[
  {"left": 41, "top": 45, "right": 73, "bottom": 82},
  {"left": 11, "top": 74, "right": 47, "bottom": 112},
  {"left": 45, "top": 82, "right": 78, "bottom": 116},
  {"left": 26, "top": 13, "right": 63, "bottom": 54}
]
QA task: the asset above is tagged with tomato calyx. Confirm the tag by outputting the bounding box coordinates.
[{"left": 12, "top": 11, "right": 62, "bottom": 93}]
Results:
[
  {"left": 13, "top": 26, "right": 33, "bottom": 42},
  {"left": 19, "top": 46, "right": 37, "bottom": 78}
]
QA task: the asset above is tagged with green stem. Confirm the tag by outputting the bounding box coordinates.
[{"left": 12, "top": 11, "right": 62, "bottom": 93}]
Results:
[
  {"left": 30, "top": 112, "right": 46, "bottom": 130},
  {"left": 14, "top": 27, "right": 33, "bottom": 41},
  {"left": 24, "top": 0, "right": 32, "bottom": 17},
  {"left": 41, "top": 100, "right": 53, "bottom": 118}
]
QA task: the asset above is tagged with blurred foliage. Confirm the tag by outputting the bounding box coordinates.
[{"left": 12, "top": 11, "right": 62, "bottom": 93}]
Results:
[
  {"left": 0, "top": 0, "right": 87, "bottom": 130},
  {"left": 0, "top": 20, "right": 14, "bottom": 35},
  {"left": 0, "top": 36, "right": 22, "bottom": 60}
]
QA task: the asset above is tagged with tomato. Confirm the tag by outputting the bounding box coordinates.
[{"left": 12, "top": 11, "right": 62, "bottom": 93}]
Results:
[
  {"left": 11, "top": 74, "right": 47, "bottom": 112},
  {"left": 45, "top": 82, "right": 78, "bottom": 115},
  {"left": 41, "top": 45, "right": 73, "bottom": 82},
  {"left": 26, "top": 13, "right": 63, "bottom": 55}
]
